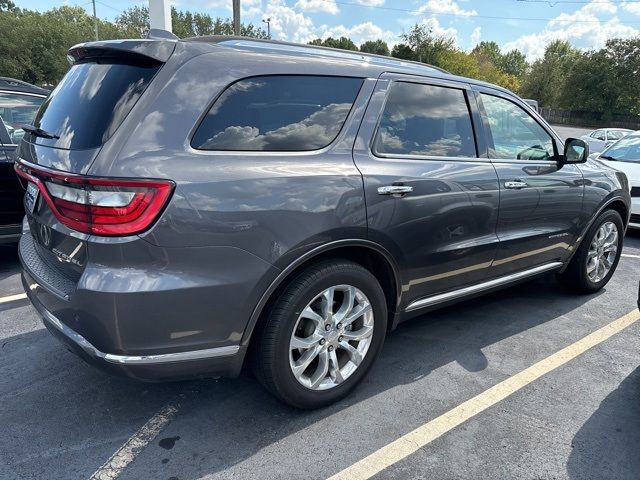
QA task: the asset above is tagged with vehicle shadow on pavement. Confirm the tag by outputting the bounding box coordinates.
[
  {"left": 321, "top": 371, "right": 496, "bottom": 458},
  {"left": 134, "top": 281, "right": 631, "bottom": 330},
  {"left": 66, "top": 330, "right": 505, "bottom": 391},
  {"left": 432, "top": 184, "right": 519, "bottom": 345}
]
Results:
[
  {"left": 566, "top": 366, "right": 640, "bottom": 480},
  {"left": 1, "top": 265, "right": 634, "bottom": 478}
]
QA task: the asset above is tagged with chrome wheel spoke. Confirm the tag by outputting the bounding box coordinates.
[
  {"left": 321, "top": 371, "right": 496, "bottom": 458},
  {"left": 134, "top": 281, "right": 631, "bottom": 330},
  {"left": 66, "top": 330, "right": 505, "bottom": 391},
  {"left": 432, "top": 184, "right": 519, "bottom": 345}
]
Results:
[
  {"left": 342, "top": 325, "right": 373, "bottom": 342},
  {"left": 309, "top": 350, "right": 329, "bottom": 389},
  {"left": 343, "top": 303, "right": 372, "bottom": 328},
  {"left": 290, "top": 333, "right": 321, "bottom": 350},
  {"left": 328, "top": 349, "right": 344, "bottom": 384},
  {"left": 340, "top": 340, "right": 363, "bottom": 366},
  {"left": 291, "top": 346, "right": 320, "bottom": 378},
  {"left": 301, "top": 306, "right": 324, "bottom": 327},
  {"left": 334, "top": 285, "right": 356, "bottom": 323}
]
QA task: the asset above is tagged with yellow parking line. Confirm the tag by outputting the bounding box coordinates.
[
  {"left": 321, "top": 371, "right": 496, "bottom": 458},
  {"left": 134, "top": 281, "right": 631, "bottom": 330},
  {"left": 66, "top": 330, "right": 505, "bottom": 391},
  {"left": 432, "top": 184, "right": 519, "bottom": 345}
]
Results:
[
  {"left": 0, "top": 293, "right": 27, "bottom": 305},
  {"left": 328, "top": 309, "right": 640, "bottom": 480}
]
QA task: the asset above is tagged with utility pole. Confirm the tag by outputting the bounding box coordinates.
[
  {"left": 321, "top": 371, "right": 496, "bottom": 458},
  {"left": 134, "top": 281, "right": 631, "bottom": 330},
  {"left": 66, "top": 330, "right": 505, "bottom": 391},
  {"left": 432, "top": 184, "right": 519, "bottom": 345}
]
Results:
[
  {"left": 149, "top": 0, "right": 173, "bottom": 33},
  {"left": 262, "top": 17, "right": 271, "bottom": 38},
  {"left": 233, "top": 0, "right": 241, "bottom": 36},
  {"left": 91, "top": 0, "right": 98, "bottom": 41}
]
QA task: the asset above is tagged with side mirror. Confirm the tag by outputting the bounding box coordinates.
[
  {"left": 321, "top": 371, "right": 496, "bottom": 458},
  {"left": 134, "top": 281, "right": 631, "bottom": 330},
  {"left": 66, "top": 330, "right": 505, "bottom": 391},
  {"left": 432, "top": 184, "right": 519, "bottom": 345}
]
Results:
[{"left": 563, "top": 138, "right": 589, "bottom": 164}]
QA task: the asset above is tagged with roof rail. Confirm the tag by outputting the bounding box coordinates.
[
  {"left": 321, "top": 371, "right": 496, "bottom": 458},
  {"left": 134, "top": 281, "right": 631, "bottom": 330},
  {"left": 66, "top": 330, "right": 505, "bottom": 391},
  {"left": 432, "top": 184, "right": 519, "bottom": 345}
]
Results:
[{"left": 183, "top": 36, "right": 450, "bottom": 74}]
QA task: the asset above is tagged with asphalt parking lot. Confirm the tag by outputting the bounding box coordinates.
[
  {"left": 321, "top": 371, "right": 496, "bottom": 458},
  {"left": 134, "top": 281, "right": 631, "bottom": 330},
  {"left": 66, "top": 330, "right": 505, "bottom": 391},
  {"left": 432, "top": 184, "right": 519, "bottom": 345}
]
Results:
[{"left": 2, "top": 122, "right": 639, "bottom": 480}]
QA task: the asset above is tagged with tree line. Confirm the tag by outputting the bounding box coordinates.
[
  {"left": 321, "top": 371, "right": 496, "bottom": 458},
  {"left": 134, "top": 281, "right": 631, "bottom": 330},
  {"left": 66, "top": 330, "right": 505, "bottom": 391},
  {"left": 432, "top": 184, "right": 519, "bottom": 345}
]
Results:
[{"left": 1, "top": 1, "right": 639, "bottom": 118}]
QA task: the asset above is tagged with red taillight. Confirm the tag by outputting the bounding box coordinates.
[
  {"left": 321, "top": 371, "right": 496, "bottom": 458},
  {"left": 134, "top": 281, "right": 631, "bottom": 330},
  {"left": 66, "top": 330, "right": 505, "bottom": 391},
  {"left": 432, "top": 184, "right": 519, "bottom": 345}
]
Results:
[{"left": 15, "top": 161, "right": 174, "bottom": 236}]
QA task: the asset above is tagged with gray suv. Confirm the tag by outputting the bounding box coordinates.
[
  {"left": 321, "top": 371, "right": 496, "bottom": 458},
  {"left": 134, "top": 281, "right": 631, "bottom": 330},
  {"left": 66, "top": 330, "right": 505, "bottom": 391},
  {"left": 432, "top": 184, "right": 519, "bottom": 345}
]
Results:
[{"left": 17, "top": 35, "right": 630, "bottom": 408}]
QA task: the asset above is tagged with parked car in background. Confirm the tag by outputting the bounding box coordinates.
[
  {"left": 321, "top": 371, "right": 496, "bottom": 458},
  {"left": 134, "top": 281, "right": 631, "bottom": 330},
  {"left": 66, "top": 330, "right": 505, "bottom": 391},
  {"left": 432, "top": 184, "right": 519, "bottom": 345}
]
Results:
[
  {"left": 523, "top": 99, "right": 539, "bottom": 113},
  {"left": 1, "top": 77, "right": 48, "bottom": 244},
  {"left": 591, "top": 131, "right": 640, "bottom": 229},
  {"left": 17, "top": 36, "right": 630, "bottom": 408},
  {"left": 580, "top": 128, "right": 633, "bottom": 154}
]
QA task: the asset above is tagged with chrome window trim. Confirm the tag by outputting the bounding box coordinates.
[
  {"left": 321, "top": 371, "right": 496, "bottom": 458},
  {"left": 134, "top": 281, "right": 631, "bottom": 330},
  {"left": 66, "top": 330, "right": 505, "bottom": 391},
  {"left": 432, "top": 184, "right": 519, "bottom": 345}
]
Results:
[{"left": 405, "top": 262, "right": 563, "bottom": 312}]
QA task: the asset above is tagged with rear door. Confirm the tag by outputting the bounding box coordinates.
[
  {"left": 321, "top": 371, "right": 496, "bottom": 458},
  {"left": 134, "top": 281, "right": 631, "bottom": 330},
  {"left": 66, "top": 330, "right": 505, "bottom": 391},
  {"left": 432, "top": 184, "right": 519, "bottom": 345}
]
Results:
[
  {"left": 473, "top": 89, "right": 584, "bottom": 277},
  {"left": 354, "top": 73, "right": 500, "bottom": 310}
]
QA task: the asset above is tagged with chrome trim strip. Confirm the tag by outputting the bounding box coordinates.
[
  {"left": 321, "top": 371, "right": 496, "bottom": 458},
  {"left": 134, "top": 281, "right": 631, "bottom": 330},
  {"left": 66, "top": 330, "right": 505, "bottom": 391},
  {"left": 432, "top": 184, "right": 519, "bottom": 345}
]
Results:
[
  {"left": 39, "top": 304, "right": 240, "bottom": 364},
  {"left": 405, "top": 262, "right": 564, "bottom": 312}
]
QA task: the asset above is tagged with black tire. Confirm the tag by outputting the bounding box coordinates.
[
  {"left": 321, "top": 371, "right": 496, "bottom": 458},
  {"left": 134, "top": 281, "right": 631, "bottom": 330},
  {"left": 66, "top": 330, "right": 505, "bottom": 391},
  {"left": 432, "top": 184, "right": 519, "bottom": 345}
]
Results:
[
  {"left": 557, "top": 209, "right": 624, "bottom": 293},
  {"left": 254, "top": 260, "right": 387, "bottom": 409}
]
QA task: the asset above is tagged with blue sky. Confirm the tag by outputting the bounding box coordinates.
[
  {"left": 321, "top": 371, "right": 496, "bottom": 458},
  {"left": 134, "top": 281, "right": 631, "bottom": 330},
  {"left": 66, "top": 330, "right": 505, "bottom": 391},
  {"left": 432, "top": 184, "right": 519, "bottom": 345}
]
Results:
[{"left": 16, "top": 0, "right": 640, "bottom": 59}]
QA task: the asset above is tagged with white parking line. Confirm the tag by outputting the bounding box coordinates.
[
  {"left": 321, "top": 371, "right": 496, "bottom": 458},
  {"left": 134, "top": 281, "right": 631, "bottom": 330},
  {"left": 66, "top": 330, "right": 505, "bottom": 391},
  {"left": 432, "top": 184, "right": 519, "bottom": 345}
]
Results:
[
  {"left": 0, "top": 292, "right": 27, "bottom": 305},
  {"left": 328, "top": 309, "right": 640, "bottom": 480},
  {"left": 622, "top": 253, "right": 640, "bottom": 259},
  {"left": 88, "top": 401, "right": 180, "bottom": 480}
]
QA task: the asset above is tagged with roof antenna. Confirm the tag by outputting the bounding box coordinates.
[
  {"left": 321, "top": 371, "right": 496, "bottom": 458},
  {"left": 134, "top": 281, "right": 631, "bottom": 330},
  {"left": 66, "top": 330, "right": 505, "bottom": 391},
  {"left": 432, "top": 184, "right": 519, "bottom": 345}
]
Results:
[{"left": 147, "top": 29, "right": 179, "bottom": 41}]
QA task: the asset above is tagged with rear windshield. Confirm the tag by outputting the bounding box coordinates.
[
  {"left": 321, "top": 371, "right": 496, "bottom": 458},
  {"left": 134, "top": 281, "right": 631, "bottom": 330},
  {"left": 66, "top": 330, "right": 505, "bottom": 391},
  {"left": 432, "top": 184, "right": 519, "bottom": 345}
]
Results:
[
  {"left": 33, "top": 59, "right": 160, "bottom": 150},
  {"left": 191, "top": 75, "right": 363, "bottom": 151}
]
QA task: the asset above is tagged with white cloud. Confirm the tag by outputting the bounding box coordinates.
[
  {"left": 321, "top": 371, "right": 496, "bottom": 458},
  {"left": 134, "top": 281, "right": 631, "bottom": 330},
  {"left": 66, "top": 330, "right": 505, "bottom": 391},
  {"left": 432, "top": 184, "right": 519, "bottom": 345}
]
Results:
[
  {"left": 470, "top": 26, "right": 481, "bottom": 48},
  {"left": 414, "top": 0, "right": 477, "bottom": 17},
  {"left": 319, "top": 21, "right": 398, "bottom": 46},
  {"left": 263, "top": 0, "right": 317, "bottom": 43},
  {"left": 622, "top": 1, "right": 640, "bottom": 16},
  {"left": 295, "top": 0, "right": 339, "bottom": 15},
  {"left": 503, "top": 0, "right": 639, "bottom": 60},
  {"left": 354, "top": 0, "right": 386, "bottom": 5}
]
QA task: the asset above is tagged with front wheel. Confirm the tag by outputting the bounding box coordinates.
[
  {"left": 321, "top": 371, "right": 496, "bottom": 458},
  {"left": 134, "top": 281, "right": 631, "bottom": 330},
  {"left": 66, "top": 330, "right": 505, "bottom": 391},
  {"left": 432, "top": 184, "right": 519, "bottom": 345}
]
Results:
[
  {"left": 254, "top": 260, "right": 387, "bottom": 409},
  {"left": 558, "top": 209, "right": 624, "bottom": 293}
]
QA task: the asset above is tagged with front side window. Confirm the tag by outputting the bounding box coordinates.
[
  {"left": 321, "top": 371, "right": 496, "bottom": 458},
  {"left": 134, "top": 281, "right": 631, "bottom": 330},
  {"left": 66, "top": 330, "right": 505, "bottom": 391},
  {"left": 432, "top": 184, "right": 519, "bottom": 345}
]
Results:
[
  {"left": 480, "top": 94, "right": 555, "bottom": 161},
  {"left": 0, "top": 92, "right": 45, "bottom": 144},
  {"left": 373, "top": 82, "right": 476, "bottom": 158},
  {"left": 593, "top": 130, "right": 606, "bottom": 141},
  {"left": 191, "top": 75, "right": 363, "bottom": 151}
]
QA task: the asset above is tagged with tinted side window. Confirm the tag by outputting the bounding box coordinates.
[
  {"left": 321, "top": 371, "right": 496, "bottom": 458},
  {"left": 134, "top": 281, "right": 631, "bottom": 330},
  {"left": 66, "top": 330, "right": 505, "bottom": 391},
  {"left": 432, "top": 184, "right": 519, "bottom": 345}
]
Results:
[
  {"left": 192, "top": 76, "right": 363, "bottom": 151},
  {"left": 373, "top": 82, "right": 476, "bottom": 158},
  {"left": 0, "top": 92, "right": 44, "bottom": 144},
  {"left": 480, "top": 94, "right": 555, "bottom": 161}
]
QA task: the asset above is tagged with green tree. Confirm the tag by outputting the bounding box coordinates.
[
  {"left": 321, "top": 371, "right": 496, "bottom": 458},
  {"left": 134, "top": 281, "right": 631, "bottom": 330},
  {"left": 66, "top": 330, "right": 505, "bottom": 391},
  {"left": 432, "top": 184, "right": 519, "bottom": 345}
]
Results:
[
  {"left": 471, "top": 41, "right": 502, "bottom": 66},
  {"left": 308, "top": 36, "right": 358, "bottom": 51},
  {"left": 360, "top": 39, "right": 389, "bottom": 56},
  {"left": 500, "top": 49, "right": 528, "bottom": 77},
  {"left": 391, "top": 43, "right": 414, "bottom": 60},
  {"left": 402, "top": 24, "right": 455, "bottom": 65},
  {"left": 520, "top": 40, "right": 580, "bottom": 107}
]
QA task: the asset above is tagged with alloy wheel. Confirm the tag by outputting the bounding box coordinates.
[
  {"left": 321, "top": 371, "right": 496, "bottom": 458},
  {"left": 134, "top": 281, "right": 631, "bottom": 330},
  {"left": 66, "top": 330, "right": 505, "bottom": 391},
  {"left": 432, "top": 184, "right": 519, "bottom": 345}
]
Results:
[
  {"left": 586, "top": 221, "right": 619, "bottom": 283},
  {"left": 289, "top": 285, "right": 374, "bottom": 390}
]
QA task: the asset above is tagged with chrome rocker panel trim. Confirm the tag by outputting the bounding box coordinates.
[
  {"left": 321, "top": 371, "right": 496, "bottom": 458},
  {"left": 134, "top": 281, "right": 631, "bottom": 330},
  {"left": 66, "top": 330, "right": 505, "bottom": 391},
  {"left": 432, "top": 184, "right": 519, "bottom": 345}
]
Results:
[
  {"left": 40, "top": 305, "right": 240, "bottom": 365},
  {"left": 405, "top": 262, "right": 564, "bottom": 312}
]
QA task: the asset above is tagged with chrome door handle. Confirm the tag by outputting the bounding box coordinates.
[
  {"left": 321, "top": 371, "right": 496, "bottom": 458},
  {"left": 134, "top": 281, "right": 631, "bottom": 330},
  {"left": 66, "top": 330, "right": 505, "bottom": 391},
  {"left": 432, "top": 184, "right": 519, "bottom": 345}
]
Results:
[
  {"left": 504, "top": 180, "right": 528, "bottom": 189},
  {"left": 377, "top": 185, "right": 413, "bottom": 195}
]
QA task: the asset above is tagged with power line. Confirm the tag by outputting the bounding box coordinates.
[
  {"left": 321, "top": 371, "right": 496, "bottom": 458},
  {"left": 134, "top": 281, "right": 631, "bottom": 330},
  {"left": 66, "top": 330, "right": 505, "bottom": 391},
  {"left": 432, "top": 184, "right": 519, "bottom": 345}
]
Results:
[{"left": 316, "top": 0, "right": 640, "bottom": 23}]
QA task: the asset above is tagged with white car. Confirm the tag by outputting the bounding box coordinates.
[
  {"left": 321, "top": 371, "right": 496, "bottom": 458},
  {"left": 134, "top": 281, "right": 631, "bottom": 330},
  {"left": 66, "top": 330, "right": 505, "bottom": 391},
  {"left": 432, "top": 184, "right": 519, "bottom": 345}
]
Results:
[
  {"left": 581, "top": 128, "right": 633, "bottom": 154},
  {"left": 593, "top": 131, "right": 640, "bottom": 228}
]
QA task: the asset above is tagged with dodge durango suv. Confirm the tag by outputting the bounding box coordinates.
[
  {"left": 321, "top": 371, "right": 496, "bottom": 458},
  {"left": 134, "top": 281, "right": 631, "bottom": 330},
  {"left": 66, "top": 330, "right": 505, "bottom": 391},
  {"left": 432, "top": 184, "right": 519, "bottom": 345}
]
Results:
[{"left": 17, "top": 34, "right": 630, "bottom": 408}]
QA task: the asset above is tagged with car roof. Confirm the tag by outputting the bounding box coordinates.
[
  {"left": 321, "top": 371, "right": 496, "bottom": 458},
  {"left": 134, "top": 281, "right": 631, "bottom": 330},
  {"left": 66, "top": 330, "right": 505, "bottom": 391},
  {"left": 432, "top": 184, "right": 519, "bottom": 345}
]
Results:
[
  {"left": 182, "top": 36, "right": 513, "bottom": 95},
  {"left": 0, "top": 77, "right": 49, "bottom": 96}
]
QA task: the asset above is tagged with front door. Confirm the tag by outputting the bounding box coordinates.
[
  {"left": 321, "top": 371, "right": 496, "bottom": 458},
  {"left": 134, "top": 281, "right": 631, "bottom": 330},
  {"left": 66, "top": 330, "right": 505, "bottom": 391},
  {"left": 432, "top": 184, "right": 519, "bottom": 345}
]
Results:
[
  {"left": 474, "top": 90, "right": 584, "bottom": 277},
  {"left": 354, "top": 75, "right": 500, "bottom": 310}
]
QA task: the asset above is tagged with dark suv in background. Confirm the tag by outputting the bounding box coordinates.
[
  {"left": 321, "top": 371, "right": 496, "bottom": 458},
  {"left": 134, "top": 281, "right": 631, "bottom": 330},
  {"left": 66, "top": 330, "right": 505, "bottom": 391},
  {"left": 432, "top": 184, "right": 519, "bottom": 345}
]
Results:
[
  {"left": 16, "top": 35, "right": 630, "bottom": 408},
  {"left": 1, "top": 77, "right": 48, "bottom": 243}
]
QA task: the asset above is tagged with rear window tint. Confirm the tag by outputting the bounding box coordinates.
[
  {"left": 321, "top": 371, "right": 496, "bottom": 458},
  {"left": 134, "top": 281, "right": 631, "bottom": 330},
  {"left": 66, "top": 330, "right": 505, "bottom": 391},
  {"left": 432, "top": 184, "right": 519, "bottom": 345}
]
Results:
[
  {"left": 191, "top": 75, "right": 363, "bottom": 151},
  {"left": 33, "top": 60, "right": 159, "bottom": 150}
]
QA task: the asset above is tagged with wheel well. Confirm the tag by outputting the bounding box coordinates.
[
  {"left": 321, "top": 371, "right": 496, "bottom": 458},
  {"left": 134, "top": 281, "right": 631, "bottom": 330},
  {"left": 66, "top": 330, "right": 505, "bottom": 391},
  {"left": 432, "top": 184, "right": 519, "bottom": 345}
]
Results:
[
  {"left": 606, "top": 200, "right": 629, "bottom": 225},
  {"left": 248, "top": 245, "right": 399, "bottom": 351}
]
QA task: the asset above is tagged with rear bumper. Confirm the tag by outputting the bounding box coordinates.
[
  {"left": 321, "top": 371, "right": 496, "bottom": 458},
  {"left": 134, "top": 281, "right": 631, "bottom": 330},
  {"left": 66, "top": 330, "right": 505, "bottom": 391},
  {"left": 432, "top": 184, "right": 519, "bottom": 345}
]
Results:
[
  {"left": 18, "top": 229, "right": 278, "bottom": 381},
  {"left": 24, "top": 273, "right": 247, "bottom": 381}
]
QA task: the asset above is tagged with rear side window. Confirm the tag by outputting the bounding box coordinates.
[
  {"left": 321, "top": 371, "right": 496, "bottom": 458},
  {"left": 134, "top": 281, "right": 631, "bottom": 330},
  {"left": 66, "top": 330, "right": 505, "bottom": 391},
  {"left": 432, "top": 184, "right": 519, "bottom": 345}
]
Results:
[
  {"left": 33, "top": 60, "right": 160, "bottom": 150},
  {"left": 373, "top": 82, "right": 476, "bottom": 158},
  {"left": 191, "top": 75, "right": 363, "bottom": 151}
]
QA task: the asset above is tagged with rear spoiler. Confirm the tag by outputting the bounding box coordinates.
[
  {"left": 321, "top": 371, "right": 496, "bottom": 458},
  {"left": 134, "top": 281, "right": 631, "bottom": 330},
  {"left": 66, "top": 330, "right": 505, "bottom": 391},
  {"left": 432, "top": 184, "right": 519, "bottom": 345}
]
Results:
[{"left": 68, "top": 38, "right": 177, "bottom": 65}]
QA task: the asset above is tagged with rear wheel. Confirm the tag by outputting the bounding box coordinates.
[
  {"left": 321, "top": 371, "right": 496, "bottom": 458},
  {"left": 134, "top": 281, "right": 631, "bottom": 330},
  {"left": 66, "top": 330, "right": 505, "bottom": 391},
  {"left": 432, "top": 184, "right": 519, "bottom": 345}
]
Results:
[
  {"left": 254, "top": 260, "right": 387, "bottom": 409},
  {"left": 558, "top": 209, "right": 624, "bottom": 293}
]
